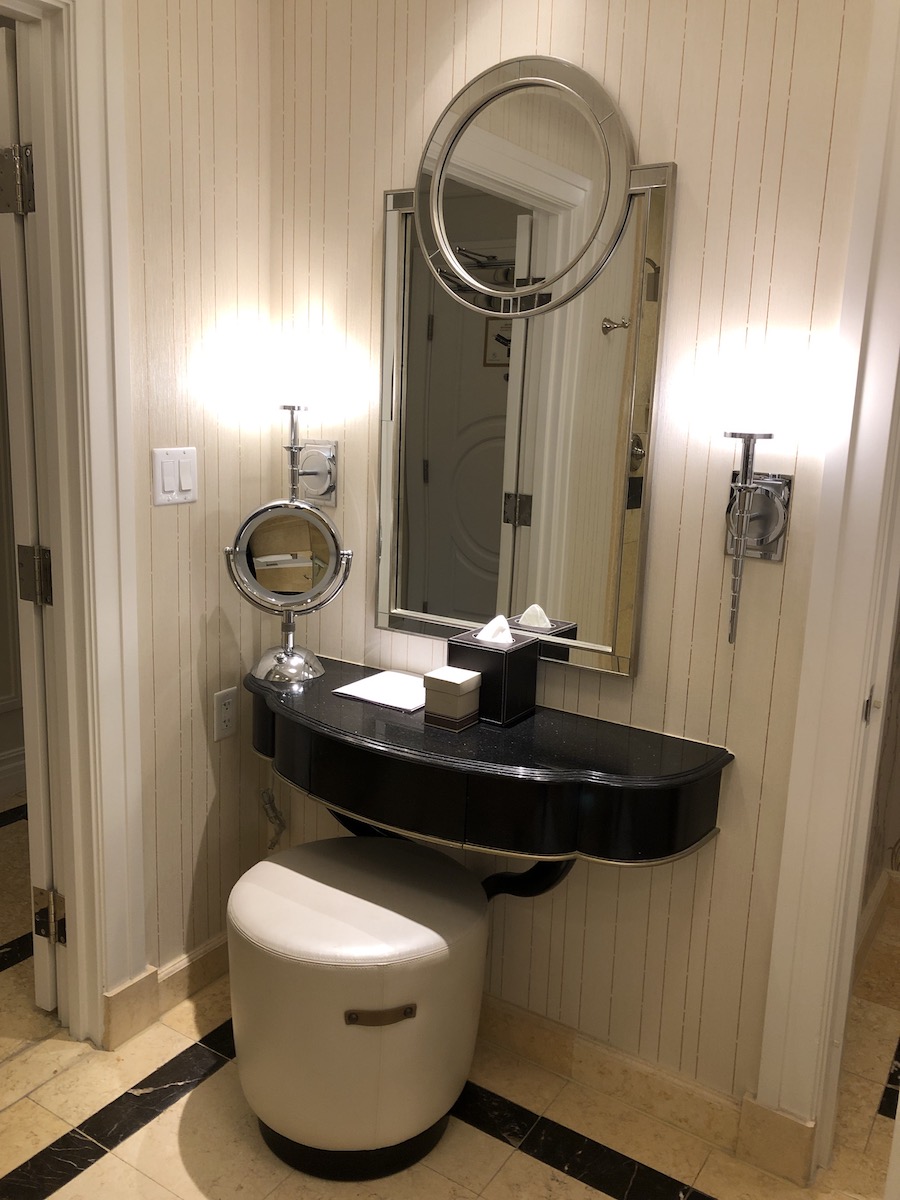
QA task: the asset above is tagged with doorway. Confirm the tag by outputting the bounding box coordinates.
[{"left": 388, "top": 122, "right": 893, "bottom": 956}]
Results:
[
  {"left": 0, "top": 334, "right": 36, "bottom": 1027},
  {"left": 0, "top": 19, "right": 60, "bottom": 1038}
]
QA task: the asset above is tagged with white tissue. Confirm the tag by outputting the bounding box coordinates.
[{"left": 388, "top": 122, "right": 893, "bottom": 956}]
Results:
[
  {"left": 475, "top": 614, "right": 514, "bottom": 645},
  {"left": 518, "top": 603, "right": 552, "bottom": 629}
]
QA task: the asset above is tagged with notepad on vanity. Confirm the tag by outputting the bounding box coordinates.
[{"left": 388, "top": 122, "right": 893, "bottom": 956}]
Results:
[{"left": 332, "top": 671, "right": 426, "bottom": 712}]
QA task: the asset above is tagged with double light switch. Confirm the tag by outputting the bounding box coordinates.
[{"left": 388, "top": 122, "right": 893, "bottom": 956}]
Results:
[{"left": 152, "top": 447, "right": 198, "bottom": 506}]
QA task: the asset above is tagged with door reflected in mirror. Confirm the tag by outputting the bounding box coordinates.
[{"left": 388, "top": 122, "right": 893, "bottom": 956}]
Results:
[{"left": 438, "top": 84, "right": 612, "bottom": 295}]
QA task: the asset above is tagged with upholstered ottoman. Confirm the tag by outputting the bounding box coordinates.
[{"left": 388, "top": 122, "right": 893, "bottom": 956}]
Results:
[{"left": 226, "top": 836, "right": 489, "bottom": 1179}]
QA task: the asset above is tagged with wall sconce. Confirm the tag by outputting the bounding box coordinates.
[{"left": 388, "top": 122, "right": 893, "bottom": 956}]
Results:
[{"left": 724, "top": 432, "right": 792, "bottom": 645}]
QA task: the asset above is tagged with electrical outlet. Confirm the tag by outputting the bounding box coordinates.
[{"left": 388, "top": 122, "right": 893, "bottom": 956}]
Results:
[{"left": 213, "top": 687, "right": 238, "bottom": 741}]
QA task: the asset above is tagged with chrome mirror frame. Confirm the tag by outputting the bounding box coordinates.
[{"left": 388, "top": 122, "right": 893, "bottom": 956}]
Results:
[
  {"left": 378, "top": 57, "right": 675, "bottom": 675},
  {"left": 225, "top": 499, "right": 348, "bottom": 615},
  {"left": 414, "top": 57, "right": 635, "bottom": 317}
]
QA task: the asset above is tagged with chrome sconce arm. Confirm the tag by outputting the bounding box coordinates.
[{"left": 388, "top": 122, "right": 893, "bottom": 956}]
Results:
[{"left": 724, "top": 432, "right": 792, "bottom": 645}]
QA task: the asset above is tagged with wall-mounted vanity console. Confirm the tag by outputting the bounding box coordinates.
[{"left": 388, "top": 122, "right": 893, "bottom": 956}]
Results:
[{"left": 247, "top": 660, "right": 733, "bottom": 865}]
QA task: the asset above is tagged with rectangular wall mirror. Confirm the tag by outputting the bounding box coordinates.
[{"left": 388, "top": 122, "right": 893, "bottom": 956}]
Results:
[{"left": 377, "top": 164, "right": 673, "bottom": 674}]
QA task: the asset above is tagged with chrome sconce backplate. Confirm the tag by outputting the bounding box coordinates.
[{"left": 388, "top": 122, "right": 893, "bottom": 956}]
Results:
[
  {"left": 298, "top": 440, "right": 337, "bottom": 506},
  {"left": 725, "top": 472, "right": 791, "bottom": 563},
  {"left": 723, "top": 432, "right": 792, "bottom": 645}
]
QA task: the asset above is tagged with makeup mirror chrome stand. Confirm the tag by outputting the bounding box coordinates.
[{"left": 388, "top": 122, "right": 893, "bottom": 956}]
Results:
[{"left": 225, "top": 406, "right": 352, "bottom": 689}]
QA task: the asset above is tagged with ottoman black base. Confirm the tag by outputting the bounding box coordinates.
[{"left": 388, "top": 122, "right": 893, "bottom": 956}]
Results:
[{"left": 258, "top": 1112, "right": 451, "bottom": 1180}]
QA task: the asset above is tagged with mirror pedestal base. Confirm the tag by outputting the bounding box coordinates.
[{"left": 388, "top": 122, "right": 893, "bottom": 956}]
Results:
[{"left": 252, "top": 645, "right": 325, "bottom": 689}]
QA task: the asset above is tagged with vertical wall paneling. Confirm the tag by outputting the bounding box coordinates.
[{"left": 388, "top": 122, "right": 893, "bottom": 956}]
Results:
[
  {"left": 125, "top": 0, "right": 874, "bottom": 1105},
  {"left": 342, "top": 0, "right": 377, "bottom": 669},
  {"left": 653, "top": 857, "right": 695, "bottom": 1073},
  {"left": 608, "top": 869, "right": 652, "bottom": 1055},
  {"left": 122, "top": 0, "right": 157, "bottom": 956},
  {"left": 577, "top": 864, "right": 619, "bottom": 1042}
]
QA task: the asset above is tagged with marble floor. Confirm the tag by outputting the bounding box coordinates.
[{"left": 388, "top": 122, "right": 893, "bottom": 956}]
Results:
[{"left": 0, "top": 796, "right": 898, "bottom": 1199}]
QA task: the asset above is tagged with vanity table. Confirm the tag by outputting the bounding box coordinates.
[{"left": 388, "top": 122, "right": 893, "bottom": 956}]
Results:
[{"left": 248, "top": 659, "right": 733, "bottom": 866}]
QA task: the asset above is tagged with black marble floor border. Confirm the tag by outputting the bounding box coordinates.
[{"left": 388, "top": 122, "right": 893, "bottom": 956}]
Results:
[
  {"left": 879, "top": 1036, "right": 900, "bottom": 1119},
  {"left": 451, "top": 1080, "right": 715, "bottom": 1200},
  {"left": 0, "top": 802, "right": 27, "bottom": 827},
  {"left": 0, "top": 1036, "right": 230, "bottom": 1198},
  {"left": 0, "top": 1016, "right": 720, "bottom": 1200},
  {"left": 0, "top": 803, "right": 33, "bottom": 974},
  {"left": 0, "top": 931, "right": 33, "bottom": 973}
]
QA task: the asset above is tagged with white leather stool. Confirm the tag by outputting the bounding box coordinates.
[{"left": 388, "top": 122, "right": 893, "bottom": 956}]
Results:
[{"left": 226, "top": 836, "right": 489, "bottom": 1179}]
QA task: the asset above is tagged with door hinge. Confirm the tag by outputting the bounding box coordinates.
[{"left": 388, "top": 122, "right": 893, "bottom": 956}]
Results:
[
  {"left": 0, "top": 144, "right": 34, "bottom": 215},
  {"left": 423, "top": 459, "right": 429, "bottom": 484},
  {"left": 33, "top": 886, "right": 66, "bottom": 945},
  {"left": 503, "top": 492, "right": 533, "bottom": 528},
  {"left": 17, "top": 545, "right": 52, "bottom": 606},
  {"left": 426, "top": 313, "right": 434, "bottom": 341}
]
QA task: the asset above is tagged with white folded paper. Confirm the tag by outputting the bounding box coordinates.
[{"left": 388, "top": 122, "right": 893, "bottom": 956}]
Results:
[
  {"left": 475, "top": 614, "right": 514, "bottom": 645},
  {"left": 333, "top": 671, "right": 425, "bottom": 712},
  {"left": 518, "top": 603, "right": 552, "bottom": 629}
]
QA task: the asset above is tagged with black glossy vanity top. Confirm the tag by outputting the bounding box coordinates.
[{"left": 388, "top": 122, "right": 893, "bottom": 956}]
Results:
[
  {"left": 247, "top": 659, "right": 730, "bottom": 786},
  {"left": 247, "top": 659, "right": 733, "bottom": 864}
]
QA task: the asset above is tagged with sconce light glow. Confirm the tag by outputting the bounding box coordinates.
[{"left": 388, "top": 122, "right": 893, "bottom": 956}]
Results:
[
  {"left": 670, "top": 326, "right": 851, "bottom": 458},
  {"left": 183, "top": 310, "right": 375, "bottom": 431}
]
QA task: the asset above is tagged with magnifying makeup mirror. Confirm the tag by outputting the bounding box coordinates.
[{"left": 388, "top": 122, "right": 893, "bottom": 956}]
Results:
[{"left": 224, "top": 407, "right": 352, "bottom": 687}]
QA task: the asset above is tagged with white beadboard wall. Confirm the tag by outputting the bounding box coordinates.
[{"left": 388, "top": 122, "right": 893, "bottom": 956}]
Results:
[{"left": 124, "top": 0, "right": 873, "bottom": 1102}]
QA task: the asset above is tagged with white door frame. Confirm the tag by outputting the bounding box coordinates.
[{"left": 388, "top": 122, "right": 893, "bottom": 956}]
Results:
[
  {"left": 0, "top": 22, "right": 57, "bottom": 1012},
  {"left": 755, "top": 0, "right": 900, "bottom": 1172},
  {"left": 1, "top": 0, "right": 144, "bottom": 1044}
]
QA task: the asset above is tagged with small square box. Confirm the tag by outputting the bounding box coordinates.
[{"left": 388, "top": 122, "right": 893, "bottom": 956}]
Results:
[
  {"left": 424, "top": 667, "right": 481, "bottom": 732},
  {"left": 508, "top": 615, "right": 578, "bottom": 663},
  {"left": 447, "top": 628, "right": 539, "bottom": 726}
]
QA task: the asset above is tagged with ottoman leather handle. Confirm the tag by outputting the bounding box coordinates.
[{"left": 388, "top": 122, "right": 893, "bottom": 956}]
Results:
[{"left": 345, "top": 1003, "right": 417, "bottom": 1026}]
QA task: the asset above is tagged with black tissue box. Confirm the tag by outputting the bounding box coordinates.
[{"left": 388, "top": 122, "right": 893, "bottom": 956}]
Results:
[
  {"left": 447, "top": 628, "right": 539, "bottom": 726},
  {"left": 509, "top": 615, "right": 578, "bottom": 662}
]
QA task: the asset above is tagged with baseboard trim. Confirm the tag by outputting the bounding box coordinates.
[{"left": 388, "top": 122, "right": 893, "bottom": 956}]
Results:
[
  {"left": 737, "top": 1094, "right": 816, "bottom": 1186},
  {"left": 102, "top": 935, "right": 228, "bottom": 1050},
  {"left": 478, "top": 994, "right": 741, "bottom": 1154},
  {"left": 102, "top": 966, "right": 159, "bottom": 1050}
]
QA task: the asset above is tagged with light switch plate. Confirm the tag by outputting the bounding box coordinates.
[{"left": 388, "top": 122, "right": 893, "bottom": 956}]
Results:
[{"left": 152, "top": 447, "right": 198, "bottom": 506}]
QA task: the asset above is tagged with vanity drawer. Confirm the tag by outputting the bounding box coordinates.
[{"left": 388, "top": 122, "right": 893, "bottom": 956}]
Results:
[
  {"left": 310, "top": 737, "right": 467, "bottom": 845},
  {"left": 576, "top": 778, "right": 720, "bottom": 863},
  {"left": 252, "top": 693, "right": 277, "bottom": 759},
  {"left": 464, "top": 774, "right": 580, "bottom": 857}
]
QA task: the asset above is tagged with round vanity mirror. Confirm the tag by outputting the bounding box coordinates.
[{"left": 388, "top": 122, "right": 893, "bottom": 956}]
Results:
[
  {"left": 415, "top": 57, "right": 634, "bottom": 316},
  {"left": 225, "top": 500, "right": 347, "bottom": 615}
]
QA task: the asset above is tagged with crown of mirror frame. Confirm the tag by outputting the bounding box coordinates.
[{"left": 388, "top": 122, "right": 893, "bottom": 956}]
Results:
[
  {"left": 224, "top": 406, "right": 352, "bottom": 689},
  {"left": 414, "top": 56, "right": 635, "bottom": 316}
]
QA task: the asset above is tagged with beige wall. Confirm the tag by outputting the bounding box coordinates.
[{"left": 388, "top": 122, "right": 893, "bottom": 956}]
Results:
[{"left": 124, "top": 0, "right": 873, "bottom": 1102}]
